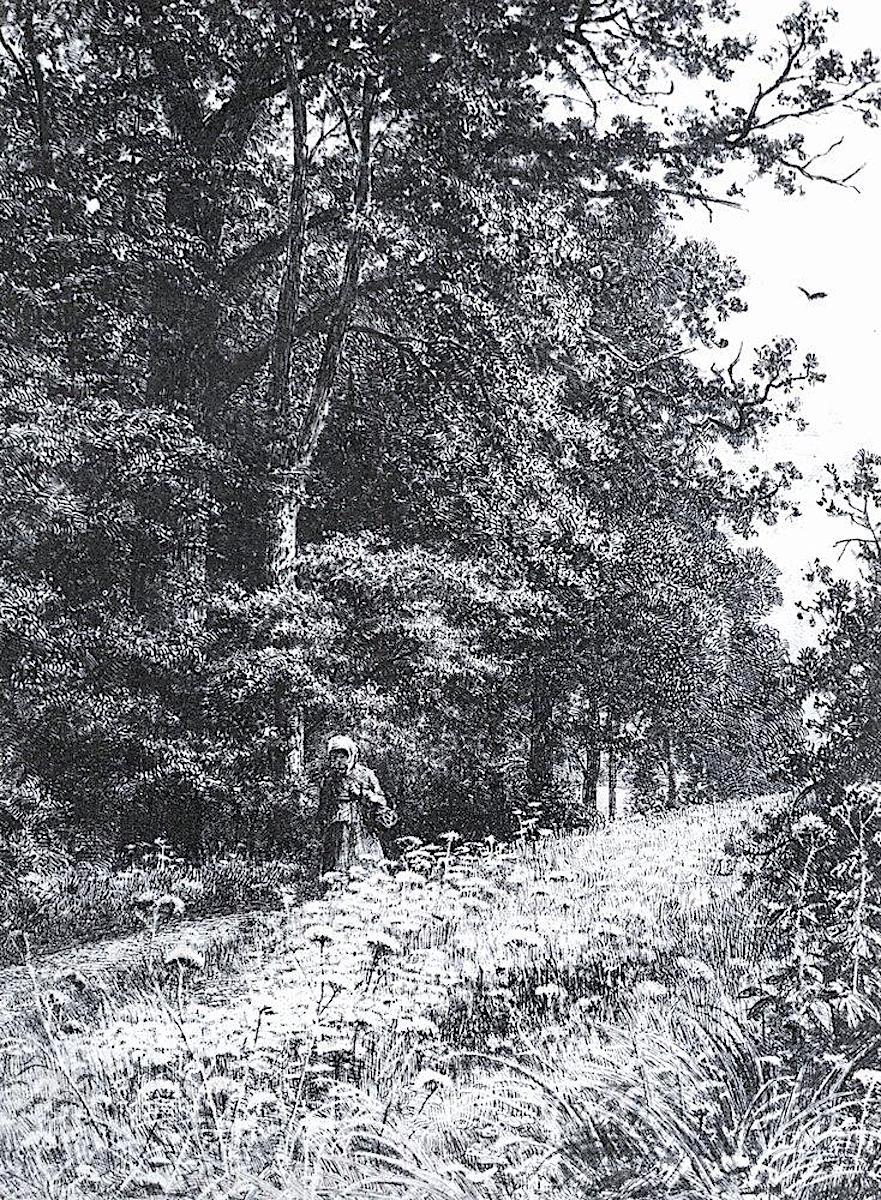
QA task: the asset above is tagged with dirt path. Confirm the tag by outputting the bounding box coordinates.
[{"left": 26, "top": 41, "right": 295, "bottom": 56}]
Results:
[{"left": 0, "top": 799, "right": 761, "bottom": 1043}]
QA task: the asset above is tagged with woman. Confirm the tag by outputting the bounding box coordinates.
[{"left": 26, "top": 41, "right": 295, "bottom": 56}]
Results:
[{"left": 317, "top": 734, "right": 397, "bottom": 879}]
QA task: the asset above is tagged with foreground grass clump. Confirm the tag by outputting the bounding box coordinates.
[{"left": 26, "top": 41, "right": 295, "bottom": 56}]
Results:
[{"left": 2, "top": 801, "right": 881, "bottom": 1199}]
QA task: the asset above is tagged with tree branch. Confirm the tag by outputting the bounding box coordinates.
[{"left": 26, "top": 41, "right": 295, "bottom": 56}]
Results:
[
  {"left": 326, "top": 84, "right": 358, "bottom": 155},
  {"left": 292, "top": 72, "right": 378, "bottom": 468},
  {"left": 136, "top": 0, "right": 205, "bottom": 142},
  {"left": 200, "top": 63, "right": 288, "bottom": 153},
  {"left": 779, "top": 136, "right": 865, "bottom": 192},
  {"left": 270, "top": 22, "right": 309, "bottom": 459},
  {"left": 728, "top": 32, "right": 806, "bottom": 149}
]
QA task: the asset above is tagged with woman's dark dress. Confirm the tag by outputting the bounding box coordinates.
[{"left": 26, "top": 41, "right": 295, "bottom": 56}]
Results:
[{"left": 317, "top": 762, "right": 395, "bottom": 876}]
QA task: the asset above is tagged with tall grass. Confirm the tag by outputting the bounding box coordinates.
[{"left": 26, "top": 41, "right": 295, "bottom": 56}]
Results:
[
  {"left": 1, "top": 801, "right": 880, "bottom": 1199},
  {"left": 0, "top": 848, "right": 305, "bottom": 966}
]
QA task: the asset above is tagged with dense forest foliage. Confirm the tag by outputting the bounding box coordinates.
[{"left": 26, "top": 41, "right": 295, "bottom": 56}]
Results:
[{"left": 1, "top": 0, "right": 879, "bottom": 863}]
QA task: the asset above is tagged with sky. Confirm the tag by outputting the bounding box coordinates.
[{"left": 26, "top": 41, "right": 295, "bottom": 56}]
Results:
[{"left": 676, "top": 8, "right": 881, "bottom": 650}]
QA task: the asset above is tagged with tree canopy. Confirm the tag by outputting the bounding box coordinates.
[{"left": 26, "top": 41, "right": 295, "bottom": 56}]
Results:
[{"left": 0, "top": 0, "right": 876, "bottom": 856}]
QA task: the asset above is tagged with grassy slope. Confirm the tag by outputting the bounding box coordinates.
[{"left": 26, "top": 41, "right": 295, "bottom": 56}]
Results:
[{"left": 0, "top": 800, "right": 874, "bottom": 1200}]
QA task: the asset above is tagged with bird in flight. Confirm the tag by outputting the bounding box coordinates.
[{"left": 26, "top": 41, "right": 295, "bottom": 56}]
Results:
[{"left": 799, "top": 286, "right": 828, "bottom": 301}]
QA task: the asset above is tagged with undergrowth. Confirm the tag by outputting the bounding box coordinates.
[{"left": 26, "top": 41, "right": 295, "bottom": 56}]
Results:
[
  {"left": 0, "top": 841, "right": 306, "bottom": 965},
  {"left": 1, "top": 801, "right": 880, "bottom": 1199}
]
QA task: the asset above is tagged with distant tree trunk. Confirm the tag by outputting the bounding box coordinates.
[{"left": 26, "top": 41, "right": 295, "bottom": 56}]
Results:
[
  {"left": 176, "top": 487, "right": 210, "bottom": 624},
  {"left": 608, "top": 712, "right": 618, "bottom": 821},
  {"left": 485, "top": 717, "right": 513, "bottom": 837},
  {"left": 664, "top": 730, "right": 678, "bottom": 808},
  {"left": 580, "top": 700, "right": 601, "bottom": 816},
  {"left": 527, "top": 663, "right": 555, "bottom": 808}
]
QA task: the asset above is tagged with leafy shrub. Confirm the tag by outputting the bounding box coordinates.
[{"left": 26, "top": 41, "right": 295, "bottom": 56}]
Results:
[{"left": 744, "top": 783, "right": 881, "bottom": 1056}]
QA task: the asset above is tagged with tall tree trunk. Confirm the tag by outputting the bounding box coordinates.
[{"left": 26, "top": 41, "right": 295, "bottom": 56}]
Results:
[
  {"left": 266, "top": 68, "right": 377, "bottom": 780},
  {"left": 527, "top": 663, "right": 555, "bottom": 810},
  {"left": 135, "top": 7, "right": 262, "bottom": 846},
  {"left": 486, "top": 714, "right": 513, "bottom": 838},
  {"left": 267, "top": 31, "right": 308, "bottom": 592},
  {"left": 265, "top": 34, "right": 309, "bottom": 779},
  {"left": 664, "top": 730, "right": 678, "bottom": 808},
  {"left": 139, "top": 0, "right": 272, "bottom": 621}
]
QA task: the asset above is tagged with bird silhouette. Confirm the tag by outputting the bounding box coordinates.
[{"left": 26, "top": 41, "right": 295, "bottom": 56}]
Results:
[{"left": 799, "top": 286, "right": 828, "bottom": 301}]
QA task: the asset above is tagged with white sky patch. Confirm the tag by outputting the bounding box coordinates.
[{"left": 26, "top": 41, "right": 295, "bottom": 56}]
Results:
[
  {"left": 677, "top": 4, "right": 881, "bottom": 649},
  {"left": 543, "top": 5, "right": 881, "bottom": 651}
]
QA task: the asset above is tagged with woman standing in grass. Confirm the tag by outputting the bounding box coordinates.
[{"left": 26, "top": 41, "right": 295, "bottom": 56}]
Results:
[{"left": 317, "top": 735, "right": 397, "bottom": 880}]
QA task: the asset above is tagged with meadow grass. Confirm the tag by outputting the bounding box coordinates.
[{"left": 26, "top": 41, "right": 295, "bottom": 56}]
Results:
[
  {"left": 1, "top": 799, "right": 879, "bottom": 1199},
  {"left": 0, "top": 850, "right": 306, "bottom": 966}
]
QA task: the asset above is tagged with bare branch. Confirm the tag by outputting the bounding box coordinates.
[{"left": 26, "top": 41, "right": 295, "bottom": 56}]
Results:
[
  {"left": 0, "top": 26, "right": 31, "bottom": 91},
  {"left": 779, "top": 137, "right": 865, "bottom": 191},
  {"left": 741, "top": 80, "right": 874, "bottom": 141},
  {"left": 639, "top": 346, "right": 694, "bottom": 371},
  {"left": 326, "top": 85, "right": 358, "bottom": 155}
]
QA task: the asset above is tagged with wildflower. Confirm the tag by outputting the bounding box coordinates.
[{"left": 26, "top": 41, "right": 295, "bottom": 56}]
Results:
[
  {"left": 534, "top": 983, "right": 565, "bottom": 1000},
  {"left": 633, "top": 979, "right": 669, "bottom": 1000},
  {"left": 503, "top": 928, "right": 543, "bottom": 947},
  {"left": 399, "top": 1015, "right": 438, "bottom": 1036},
  {"left": 414, "top": 1068, "right": 448, "bottom": 1089},
  {"left": 139, "top": 1079, "right": 179, "bottom": 1100},
  {"left": 304, "top": 924, "right": 337, "bottom": 945},
  {"left": 367, "top": 931, "right": 402, "bottom": 955},
  {"left": 43, "top": 988, "right": 71, "bottom": 1010},
  {"left": 792, "top": 813, "right": 827, "bottom": 838},
  {"left": 164, "top": 944, "right": 205, "bottom": 971},
  {"left": 721, "top": 1152, "right": 750, "bottom": 1174},
  {"left": 394, "top": 870, "right": 426, "bottom": 886},
  {"left": 675, "top": 955, "right": 715, "bottom": 982},
  {"left": 205, "top": 1075, "right": 241, "bottom": 1099}
]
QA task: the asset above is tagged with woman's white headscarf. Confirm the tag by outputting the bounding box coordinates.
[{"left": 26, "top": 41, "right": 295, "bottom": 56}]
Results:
[{"left": 327, "top": 734, "right": 358, "bottom": 769}]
